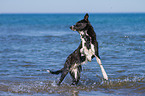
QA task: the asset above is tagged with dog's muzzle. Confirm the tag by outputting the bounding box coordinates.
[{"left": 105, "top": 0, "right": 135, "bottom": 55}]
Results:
[{"left": 70, "top": 26, "right": 76, "bottom": 31}]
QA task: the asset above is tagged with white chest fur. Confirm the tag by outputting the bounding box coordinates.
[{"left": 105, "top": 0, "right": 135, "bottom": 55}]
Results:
[{"left": 80, "top": 31, "right": 95, "bottom": 62}]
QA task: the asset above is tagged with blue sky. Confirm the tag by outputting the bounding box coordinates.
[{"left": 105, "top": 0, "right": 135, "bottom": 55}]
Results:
[{"left": 0, "top": 0, "right": 145, "bottom": 13}]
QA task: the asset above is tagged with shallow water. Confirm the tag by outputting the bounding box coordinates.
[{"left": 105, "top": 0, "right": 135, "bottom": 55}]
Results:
[{"left": 0, "top": 13, "right": 145, "bottom": 96}]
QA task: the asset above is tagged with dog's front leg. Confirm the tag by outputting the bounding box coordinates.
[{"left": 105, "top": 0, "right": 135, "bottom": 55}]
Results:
[{"left": 95, "top": 56, "right": 108, "bottom": 80}]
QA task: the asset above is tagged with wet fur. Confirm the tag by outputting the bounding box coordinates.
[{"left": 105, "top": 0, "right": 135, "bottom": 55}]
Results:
[{"left": 48, "top": 14, "right": 103, "bottom": 85}]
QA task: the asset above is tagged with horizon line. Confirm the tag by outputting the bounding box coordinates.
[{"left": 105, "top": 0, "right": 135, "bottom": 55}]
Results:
[{"left": 1, "top": 12, "right": 145, "bottom": 14}]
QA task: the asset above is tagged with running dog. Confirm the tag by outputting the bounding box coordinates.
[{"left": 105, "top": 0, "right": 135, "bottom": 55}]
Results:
[{"left": 47, "top": 13, "right": 108, "bottom": 85}]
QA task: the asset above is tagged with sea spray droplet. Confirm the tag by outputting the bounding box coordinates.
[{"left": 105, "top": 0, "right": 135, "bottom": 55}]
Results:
[
  {"left": 51, "top": 81, "right": 57, "bottom": 87},
  {"left": 40, "top": 82, "right": 44, "bottom": 85}
]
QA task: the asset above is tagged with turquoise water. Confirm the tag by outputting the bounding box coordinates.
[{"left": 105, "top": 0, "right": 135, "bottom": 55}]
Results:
[{"left": 0, "top": 13, "right": 145, "bottom": 95}]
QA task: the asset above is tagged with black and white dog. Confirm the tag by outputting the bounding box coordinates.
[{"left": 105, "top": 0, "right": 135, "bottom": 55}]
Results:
[{"left": 47, "top": 13, "right": 108, "bottom": 85}]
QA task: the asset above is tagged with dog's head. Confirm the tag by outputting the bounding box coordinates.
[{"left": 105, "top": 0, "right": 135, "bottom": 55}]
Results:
[{"left": 70, "top": 13, "right": 90, "bottom": 33}]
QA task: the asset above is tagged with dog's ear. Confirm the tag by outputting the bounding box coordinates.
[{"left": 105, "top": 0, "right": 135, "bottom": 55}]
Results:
[{"left": 84, "top": 13, "right": 89, "bottom": 22}]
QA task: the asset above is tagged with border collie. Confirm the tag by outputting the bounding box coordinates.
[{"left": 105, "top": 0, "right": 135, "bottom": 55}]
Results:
[{"left": 47, "top": 13, "right": 108, "bottom": 85}]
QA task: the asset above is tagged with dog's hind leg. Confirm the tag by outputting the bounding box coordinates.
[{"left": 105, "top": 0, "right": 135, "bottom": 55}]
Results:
[
  {"left": 70, "top": 65, "right": 82, "bottom": 85},
  {"left": 57, "top": 68, "right": 69, "bottom": 85}
]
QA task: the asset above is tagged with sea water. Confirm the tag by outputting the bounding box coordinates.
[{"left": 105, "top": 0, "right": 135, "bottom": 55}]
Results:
[{"left": 0, "top": 13, "right": 145, "bottom": 95}]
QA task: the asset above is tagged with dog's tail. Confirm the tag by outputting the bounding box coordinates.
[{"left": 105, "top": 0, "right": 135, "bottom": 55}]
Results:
[{"left": 47, "top": 68, "right": 63, "bottom": 75}]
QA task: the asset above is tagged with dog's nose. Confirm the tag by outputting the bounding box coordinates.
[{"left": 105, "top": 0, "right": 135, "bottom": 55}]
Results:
[{"left": 70, "top": 26, "right": 72, "bottom": 29}]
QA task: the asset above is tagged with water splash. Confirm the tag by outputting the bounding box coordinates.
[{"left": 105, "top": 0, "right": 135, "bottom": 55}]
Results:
[{"left": 0, "top": 75, "right": 144, "bottom": 95}]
